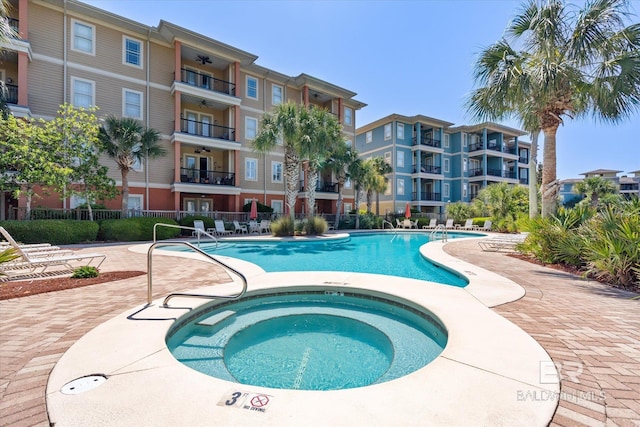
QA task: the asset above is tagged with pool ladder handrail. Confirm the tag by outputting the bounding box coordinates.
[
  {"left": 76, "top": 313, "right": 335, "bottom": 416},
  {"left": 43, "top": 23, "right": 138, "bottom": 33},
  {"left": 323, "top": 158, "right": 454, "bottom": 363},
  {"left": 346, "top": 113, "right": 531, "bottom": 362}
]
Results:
[
  {"left": 147, "top": 224, "right": 247, "bottom": 307},
  {"left": 382, "top": 220, "right": 399, "bottom": 242},
  {"left": 430, "top": 224, "right": 448, "bottom": 242}
]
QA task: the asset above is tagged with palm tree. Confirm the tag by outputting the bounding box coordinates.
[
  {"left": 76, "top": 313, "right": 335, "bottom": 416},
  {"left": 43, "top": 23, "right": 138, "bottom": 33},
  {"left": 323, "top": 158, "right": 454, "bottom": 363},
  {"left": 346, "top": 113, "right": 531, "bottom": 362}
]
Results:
[
  {"left": 347, "top": 154, "right": 367, "bottom": 230},
  {"left": 98, "top": 116, "right": 165, "bottom": 217},
  {"left": 467, "top": 0, "right": 640, "bottom": 218},
  {"left": 254, "top": 102, "right": 302, "bottom": 222},
  {"left": 325, "top": 143, "right": 359, "bottom": 227},
  {"left": 298, "top": 106, "right": 343, "bottom": 218},
  {"left": 371, "top": 157, "right": 392, "bottom": 215},
  {"left": 574, "top": 176, "right": 618, "bottom": 208}
]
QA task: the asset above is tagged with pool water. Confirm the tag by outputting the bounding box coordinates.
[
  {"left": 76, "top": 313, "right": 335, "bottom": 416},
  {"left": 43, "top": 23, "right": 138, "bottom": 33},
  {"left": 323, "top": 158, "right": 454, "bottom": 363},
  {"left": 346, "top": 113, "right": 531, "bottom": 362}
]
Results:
[
  {"left": 197, "top": 232, "right": 469, "bottom": 287},
  {"left": 167, "top": 292, "right": 447, "bottom": 390}
]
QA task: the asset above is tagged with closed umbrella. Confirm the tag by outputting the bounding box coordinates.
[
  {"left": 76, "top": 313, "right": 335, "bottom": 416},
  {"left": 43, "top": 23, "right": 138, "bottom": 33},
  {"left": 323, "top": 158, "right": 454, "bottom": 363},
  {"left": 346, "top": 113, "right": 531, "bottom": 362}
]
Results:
[
  {"left": 405, "top": 202, "right": 411, "bottom": 218},
  {"left": 250, "top": 199, "right": 258, "bottom": 220}
]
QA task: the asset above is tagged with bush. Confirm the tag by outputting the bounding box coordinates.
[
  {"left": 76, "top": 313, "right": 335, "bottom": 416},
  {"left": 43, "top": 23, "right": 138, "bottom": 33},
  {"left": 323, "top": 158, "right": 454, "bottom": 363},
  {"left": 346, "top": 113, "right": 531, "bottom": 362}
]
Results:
[
  {"left": 71, "top": 266, "right": 99, "bottom": 279},
  {"left": 302, "top": 216, "right": 328, "bottom": 235},
  {"left": 0, "top": 220, "right": 99, "bottom": 244},
  {"left": 358, "top": 212, "right": 382, "bottom": 230},
  {"left": 29, "top": 208, "right": 72, "bottom": 220},
  {"left": 241, "top": 201, "right": 273, "bottom": 214},
  {"left": 100, "top": 217, "right": 180, "bottom": 241},
  {"left": 271, "top": 216, "right": 295, "bottom": 237}
]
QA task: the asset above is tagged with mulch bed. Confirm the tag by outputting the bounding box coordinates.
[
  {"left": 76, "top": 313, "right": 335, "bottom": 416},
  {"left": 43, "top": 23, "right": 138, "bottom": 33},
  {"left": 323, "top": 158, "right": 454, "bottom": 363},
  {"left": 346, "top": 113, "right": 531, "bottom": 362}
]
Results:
[{"left": 0, "top": 271, "right": 146, "bottom": 300}]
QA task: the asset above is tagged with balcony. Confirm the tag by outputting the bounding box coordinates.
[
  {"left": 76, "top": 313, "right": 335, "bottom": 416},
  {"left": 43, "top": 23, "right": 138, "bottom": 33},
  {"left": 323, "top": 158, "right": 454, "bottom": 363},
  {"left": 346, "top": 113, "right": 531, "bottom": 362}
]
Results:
[
  {"left": 412, "top": 136, "right": 441, "bottom": 148},
  {"left": 519, "top": 178, "right": 529, "bottom": 185},
  {"left": 487, "top": 168, "right": 503, "bottom": 177},
  {"left": 179, "top": 168, "right": 235, "bottom": 186},
  {"left": 503, "top": 170, "right": 517, "bottom": 179},
  {"left": 469, "top": 168, "right": 484, "bottom": 177},
  {"left": 487, "top": 143, "right": 501, "bottom": 152},
  {"left": 412, "top": 192, "right": 442, "bottom": 202},
  {"left": 413, "top": 164, "right": 441, "bottom": 174},
  {"left": 7, "top": 17, "right": 19, "bottom": 34},
  {"left": 620, "top": 183, "right": 639, "bottom": 191},
  {"left": 504, "top": 146, "right": 518, "bottom": 155},
  {"left": 519, "top": 156, "right": 529, "bottom": 163},
  {"left": 300, "top": 180, "right": 339, "bottom": 193},
  {"left": 181, "top": 117, "right": 235, "bottom": 141},
  {"left": 3, "top": 83, "right": 18, "bottom": 104},
  {"left": 180, "top": 68, "right": 235, "bottom": 96},
  {"left": 469, "top": 143, "right": 483, "bottom": 152}
]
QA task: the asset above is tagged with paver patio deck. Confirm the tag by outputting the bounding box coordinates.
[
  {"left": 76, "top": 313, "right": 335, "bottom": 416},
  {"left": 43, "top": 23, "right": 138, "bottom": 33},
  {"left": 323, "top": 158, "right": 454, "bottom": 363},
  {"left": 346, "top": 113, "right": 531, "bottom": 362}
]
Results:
[{"left": 0, "top": 237, "right": 638, "bottom": 426}]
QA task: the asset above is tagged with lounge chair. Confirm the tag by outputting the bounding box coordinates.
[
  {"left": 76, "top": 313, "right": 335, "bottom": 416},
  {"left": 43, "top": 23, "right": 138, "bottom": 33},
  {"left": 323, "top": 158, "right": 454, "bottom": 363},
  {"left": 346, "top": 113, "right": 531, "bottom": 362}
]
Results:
[
  {"left": 422, "top": 218, "right": 437, "bottom": 230},
  {"left": 481, "top": 220, "right": 492, "bottom": 231},
  {"left": 444, "top": 219, "right": 455, "bottom": 229},
  {"left": 192, "top": 220, "right": 206, "bottom": 237},
  {"left": 0, "top": 226, "right": 105, "bottom": 275},
  {"left": 233, "top": 221, "right": 248, "bottom": 234},
  {"left": 258, "top": 220, "right": 271, "bottom": 234},
  {"left": 214, "top": 220, "right": 232, "bottom": 236},
  {"left": 478, "top": 234, "right": 526, "bottom": 252},
  {"left": 456, "top": 219, "right": 476, "bottom": 230}
]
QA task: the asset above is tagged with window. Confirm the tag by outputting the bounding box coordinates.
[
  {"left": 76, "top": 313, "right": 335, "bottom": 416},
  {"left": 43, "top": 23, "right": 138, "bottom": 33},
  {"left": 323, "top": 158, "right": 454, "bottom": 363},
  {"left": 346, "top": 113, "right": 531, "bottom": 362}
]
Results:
[
  {"left": 245, "top": 117, "right": 257, "bottom": 139},
  {"left": 397, "top": 179, "right": 404, "bottom": 195},
  {"left": 132, "top": 157, "right": 143, "bottom": 172},
  {"left": 72, "top": 20, "right": 95, "bottom": 54},
  {"left": 444, "top": 158, "right": 450, "bottom": 173},
  {"left": 343, "top": 203, "right": 352, "bottom": 214},
  {"left": 444, "top": 183, "right": 450, "bottom": 198},
  {"left": 397, "top": 150, "right": 404, "bottom": 168},
  {"left": 345, "top": 139, "right": 352, "bottom": 148},
  {"left": 463, "top": 158, "right": 467, "bottom": 172},
  {"left": 123, "top": 89, "right": 142, "bottom": 119},
  {"left": 344, "top": 107, "right": 353, "bottom": 126},
  {"left": 123, "top": 36, "right": 142, "bottom": 67},
  {"left": 463, "top": 135, "right": 468, "bottom": 147},
  {"left": 397, "top": 123, "right": 404, "bottom": 139},
  {"left": 272, "top": 84, "right": 283, "bottom": 105},
  {"left": 444, "top": 134, "right": 450, "bottom": 148},
  {"left": 272, "top": 161, "right": 283, "bottom": 183},
  {"left": 71, "top": 77, "right": 94, "bottom": 108},
  {"left": 344, "top": 178, "right": 352, "bottom": 189},
  {"left": 463, "top": 183, "right": 468, "bottom": 198},
  {"left": 384, "top": 151, "right": 392, "bottom": 165},
  {"left": 246, "top": 76, "right": 258, "bottom": 99},
  {"left": 366, "top": 131, "right": 372, "bottom": 143},
  {"left": 271, "top": 200, "right": 283, "bottom": 213},
  {"left": 384, "top": 124, "right": 392, "bottom": 140},
  {"left": 245, "top": 158, "right": 257, "bottom": 181},
  {"left": 70, "top": 195, "right": 87, "bottom": 209},
  {"left": 128, "top": 195, "right": 143, "bottom": 211}
]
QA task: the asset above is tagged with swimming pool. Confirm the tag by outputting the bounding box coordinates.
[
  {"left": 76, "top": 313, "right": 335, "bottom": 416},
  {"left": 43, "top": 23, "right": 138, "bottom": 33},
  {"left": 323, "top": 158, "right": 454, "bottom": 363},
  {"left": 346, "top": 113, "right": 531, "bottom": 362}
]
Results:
[
  {"left": 166, "top": 290, "right": 447, "bottom": 390},
  {"left": 192, "top": 232, "right": 470, "bottom": 287}
]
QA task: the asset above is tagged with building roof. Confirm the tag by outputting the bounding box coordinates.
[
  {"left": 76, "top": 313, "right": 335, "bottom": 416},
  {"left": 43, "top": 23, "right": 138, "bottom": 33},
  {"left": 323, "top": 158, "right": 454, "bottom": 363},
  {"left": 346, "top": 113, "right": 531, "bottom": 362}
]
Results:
[
  {"left": 449, "top": 122, "right": 528, "bottom": 137},
  {"left": 356, "top": 113, "right": 455, "bottom": 134},
  {"left": 580, "top": 169, "right": 623, "bottom": 176}
]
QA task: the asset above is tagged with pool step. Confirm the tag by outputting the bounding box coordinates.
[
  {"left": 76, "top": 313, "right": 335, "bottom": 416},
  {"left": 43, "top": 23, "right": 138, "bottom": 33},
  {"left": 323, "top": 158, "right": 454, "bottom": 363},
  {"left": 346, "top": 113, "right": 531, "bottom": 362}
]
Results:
[{"left": 196, "top": 310, "right": 236, "bottom": 326}]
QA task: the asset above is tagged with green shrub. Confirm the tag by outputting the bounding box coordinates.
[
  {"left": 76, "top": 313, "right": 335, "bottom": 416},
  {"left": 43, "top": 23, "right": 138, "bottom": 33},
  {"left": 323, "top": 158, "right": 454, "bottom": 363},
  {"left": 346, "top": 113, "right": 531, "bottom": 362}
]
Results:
[
  {"left": 100, "top": 217, "right": 180, "bottom": 241},
  {"left": 29, "top": 208, "right": 72, "bottom": 220},
  {"left": 358, "top": 212, "right": 382, "bottom": 230},
  {"left": 71, "top": 266, "right": 99, "bottom": 279},
  {"left": 0, "top": 220, "right": 99, "bottom": 244},
  {"left": 473, "top": 217, "right": 491, "bottom": 228},
  {"left": 177, "top": 215, "right": 215, "bottom": 234},
  {"left": 271, "top": 216, "right": 295, "bottom": 236},
  {"left": 302, "top": 216, "right": 328, "bottom": 235}
]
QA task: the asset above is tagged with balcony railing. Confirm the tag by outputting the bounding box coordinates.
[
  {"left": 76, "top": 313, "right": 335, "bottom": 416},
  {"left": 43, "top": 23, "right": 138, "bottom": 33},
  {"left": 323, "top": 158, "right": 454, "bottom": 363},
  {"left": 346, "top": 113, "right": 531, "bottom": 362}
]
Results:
[
  {"left": 519, "top": 156, "right": 529, "bottom": 163},
  {"left": 6, "top": 17, "right": 19, "bottom": 33},
  {"left": 468, "top": 143, "right": 483, "bottom": 152},
  {"left": 620, "top": 183, "right": 639, "bottom": 191},
  {"left": 487, "top": 168, "right": 503, "bottom": 177},
  {"left": 503, "top": 170, "right": 517, "bottom": 179},
  {"left": 180, "top": 68, "right": 235, "bottom": 96},
  {"left": 412, "top": 136, "right": 441, "bottom": 148},
  {"left": 180, "top": 117, "right": 235, "bottom": 140},
  {"left": 413, "top": 164, "right": 441, "bottom": 174},
  {"left": 504, "top": 146, "right": 518, "bottom": 155},
  {"left": 519, "top": 178, "right": 529, "bottom": 185},
  {"left": 179, "top": 168, "right": 235, "bottom": 186},
  {"left": 3, "top": 83, "right": 18, "bottom": 104},
  {"left": 299, "top": 180, "right": 339, "bottom": 193},
  {"left": 469, "top": 168, "right": 484, "bottom": 177},
  {"left": 487, "top": 143, "right": 501, "bottom": 152},
  {"left": 412, "top": 192, "right": 442, "bottom": 201}
]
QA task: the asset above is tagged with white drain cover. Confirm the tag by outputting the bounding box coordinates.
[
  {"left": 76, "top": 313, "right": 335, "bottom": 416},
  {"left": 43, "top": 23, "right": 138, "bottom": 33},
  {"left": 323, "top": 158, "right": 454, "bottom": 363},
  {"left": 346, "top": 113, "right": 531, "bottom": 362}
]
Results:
[{"left": 61, "top": 375, "right": 107, "bottom": 395}]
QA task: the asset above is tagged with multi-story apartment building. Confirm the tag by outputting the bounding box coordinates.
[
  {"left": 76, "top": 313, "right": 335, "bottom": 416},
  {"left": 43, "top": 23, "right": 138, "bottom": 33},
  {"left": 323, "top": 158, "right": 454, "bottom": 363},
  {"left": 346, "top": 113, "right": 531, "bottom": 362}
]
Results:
[
  {"left": 1, "top": 0, "right": 365, "bottom": 220},
  {"left": 559, "top": 169, "right": 640, "bottom": 206},
  {"left": 355, "top": 114, "right": 531, "bottom": 218}
]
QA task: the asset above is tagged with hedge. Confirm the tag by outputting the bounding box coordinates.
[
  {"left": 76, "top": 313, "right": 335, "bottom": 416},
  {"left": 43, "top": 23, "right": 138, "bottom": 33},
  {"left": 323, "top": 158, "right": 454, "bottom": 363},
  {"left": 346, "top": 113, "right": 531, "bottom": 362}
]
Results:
[
  {"left": 99, "top": 217, "right": 180, "bottom": 241},
  {"left": 0, "top": 220, "right": 99, "bottom": 245}
]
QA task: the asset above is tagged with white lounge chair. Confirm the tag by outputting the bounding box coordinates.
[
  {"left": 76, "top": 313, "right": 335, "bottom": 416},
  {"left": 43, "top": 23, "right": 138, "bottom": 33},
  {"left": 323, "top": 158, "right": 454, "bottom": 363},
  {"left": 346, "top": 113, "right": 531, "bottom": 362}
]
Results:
[
  {"left": 233, "top": 221, "right": 248, "bottom": 234},
  {"left": 214, "top": 220, "right": 232, "bottom": 236},
  {"left": 258, "top": 220, "right": 271, "bottom": 234},
  {"left": 444, "top": 219, "right": 455, "bottom": 229},
  {"left": 0, "top": 226, "right": 105, "bottom": 275},
  {"left": 422, "top": 219, "right": 437, "bottom": 230},
  {"left": 481, "top": 220, "right": 492, "bottom": 231},
  {"left": 192, "top": 220, "right": 206, "bottom": 237},
  {"left": 456, "top": 219, "right": 475, "bottom": 230}
]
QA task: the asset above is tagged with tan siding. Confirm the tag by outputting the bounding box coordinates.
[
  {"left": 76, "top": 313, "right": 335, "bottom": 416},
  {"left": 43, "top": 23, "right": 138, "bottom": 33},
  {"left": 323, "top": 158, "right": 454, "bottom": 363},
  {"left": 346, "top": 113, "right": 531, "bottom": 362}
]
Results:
[
  {"left": 28, "top": 62, "right": 64, "bottom": 116},
  {"left": 149, "top": 43, "right": 174, "bottom": 85},
  {"left": 29, "top": 4, "right": 64, "bottom": 61},
  {"left": 148, "top": 86, "right": 174, "bottom": 134},
  {"left": 146, "top": 136, "right": 174, "bottom": 184}
]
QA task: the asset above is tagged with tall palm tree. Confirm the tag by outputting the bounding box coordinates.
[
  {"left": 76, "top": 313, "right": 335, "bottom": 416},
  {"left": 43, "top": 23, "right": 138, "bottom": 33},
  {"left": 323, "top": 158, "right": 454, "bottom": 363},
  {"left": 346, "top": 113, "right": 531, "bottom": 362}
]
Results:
[
  {"left": 574, "top": 176, "right": 618, "bottom": 208},
  {"left": 467, "top": 0, "right": 640, "bottom": 217},
  {"left": 98, "top": 116, "right": 165, "bottom": 216},
  {"left": 347, "top": 154, "right": 367, "bottom": 230},
  {"left": 298, "top": 106, "right": 343, "bottom": 218},
  {"left": 254, "top": 102, "right": 302, "bottom": 221},
  {"left": 325, "top": 143, "right": 359, "bottom": 227},
  {"left": 371, "top": 156, "right": 393, "bottom": 216}
]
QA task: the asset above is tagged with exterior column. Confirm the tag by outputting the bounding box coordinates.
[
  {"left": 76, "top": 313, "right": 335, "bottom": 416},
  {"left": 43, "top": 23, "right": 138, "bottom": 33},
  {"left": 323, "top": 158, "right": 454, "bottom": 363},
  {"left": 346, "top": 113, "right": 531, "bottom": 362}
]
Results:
[
  {"left": 17, "top": 52, "right": 28, "bottom": 106},
  {"left": 303, "top": 85, "right": 308, "bottom": 106},
  {"left": 337, "top": 97, "right": 343, "bottom": 123},
  {"left": 18, "top": 0, "right": 28, "bottom": 39}
]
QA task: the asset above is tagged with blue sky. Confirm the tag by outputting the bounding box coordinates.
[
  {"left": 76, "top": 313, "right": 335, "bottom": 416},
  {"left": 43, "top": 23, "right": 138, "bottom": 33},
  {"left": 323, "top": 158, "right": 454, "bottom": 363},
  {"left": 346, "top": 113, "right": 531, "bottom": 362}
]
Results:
[{"left": 83, "top": 0, "right": 639, "bottom": 180}]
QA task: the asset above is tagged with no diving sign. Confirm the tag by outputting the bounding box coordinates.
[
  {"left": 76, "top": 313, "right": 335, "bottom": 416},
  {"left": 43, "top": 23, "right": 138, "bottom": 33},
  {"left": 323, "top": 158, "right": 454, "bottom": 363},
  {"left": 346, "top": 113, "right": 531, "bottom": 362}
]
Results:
[{"left": 218, "top": 390, "right": 273, "bottom": 413}]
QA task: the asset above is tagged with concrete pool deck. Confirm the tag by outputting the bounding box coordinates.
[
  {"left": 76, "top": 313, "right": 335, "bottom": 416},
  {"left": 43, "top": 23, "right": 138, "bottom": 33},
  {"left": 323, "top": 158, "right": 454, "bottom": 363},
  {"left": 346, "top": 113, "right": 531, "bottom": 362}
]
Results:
[{"left": 0, "top": 233, "right": 638, "bottom": 426}]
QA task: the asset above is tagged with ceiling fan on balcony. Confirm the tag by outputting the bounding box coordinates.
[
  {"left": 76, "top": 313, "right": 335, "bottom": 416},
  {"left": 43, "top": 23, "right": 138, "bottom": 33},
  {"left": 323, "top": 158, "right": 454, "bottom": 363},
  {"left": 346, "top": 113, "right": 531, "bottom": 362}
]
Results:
[
  {"left": 194, "top": 146, "right": 211, "bottom": 154},
  {"left": 196, "top": 55, "right": 212, "bottom": 65}
]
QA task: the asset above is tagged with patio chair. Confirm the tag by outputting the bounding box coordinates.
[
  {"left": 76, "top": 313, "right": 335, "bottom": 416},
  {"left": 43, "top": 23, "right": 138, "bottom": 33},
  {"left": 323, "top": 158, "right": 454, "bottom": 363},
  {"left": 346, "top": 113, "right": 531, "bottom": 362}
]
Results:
[
  {"left": 444, "top": 219, "right": 455, "bottom": 229},
  {"left": 0, "top": 226, "right": 106, "bottom": 275},
  {"left": 248, "top": 220, "right": 259, "bottom": 234},
  {"left": 233, "top": 221, "right": 248, "bottom": 234},
  {"left": 481, "top": 220, "right": 492, "bottom": 231},
  {"left": 258, "top": 220, "right": 271, "bottom": 234},
  {"left": 455, "top": 219, "right": 475, "bottom": 230},
  {"left": 402, "top": 219, "right": 413, "bottom": 229},
  {"left": 422, "top": 218, "right": 437, "bottom": 230},
  {"left": 214, "top": 220, "right": 232, "bottom": 236},
  {"left": 192, "top": 220, "right": 206, "bottom": 237}
]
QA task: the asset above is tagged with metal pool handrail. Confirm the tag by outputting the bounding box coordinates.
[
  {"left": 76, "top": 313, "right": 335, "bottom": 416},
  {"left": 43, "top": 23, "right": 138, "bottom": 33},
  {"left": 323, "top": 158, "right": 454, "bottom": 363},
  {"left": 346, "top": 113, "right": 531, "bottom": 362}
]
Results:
[
  {"left": 430, "top": 224, "right": 448, "bottom": 242},
  {"left": 147, "top": 225, "right": 247, "bottom": 307}
]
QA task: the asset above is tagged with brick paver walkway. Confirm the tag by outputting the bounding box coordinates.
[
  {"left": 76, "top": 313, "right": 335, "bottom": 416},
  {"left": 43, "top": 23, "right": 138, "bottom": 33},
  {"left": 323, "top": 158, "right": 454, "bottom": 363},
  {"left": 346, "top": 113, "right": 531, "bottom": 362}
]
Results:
[{"left": 0, "top": 239, "right": 638, "bottom": 426}]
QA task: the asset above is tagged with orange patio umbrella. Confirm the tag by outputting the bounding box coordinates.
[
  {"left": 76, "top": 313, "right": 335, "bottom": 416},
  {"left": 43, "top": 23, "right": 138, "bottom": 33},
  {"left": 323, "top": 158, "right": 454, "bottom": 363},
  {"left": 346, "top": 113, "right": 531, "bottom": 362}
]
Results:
[{"left": 405, "top": 202, "right": 411, "bottom": 218}]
